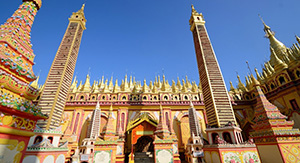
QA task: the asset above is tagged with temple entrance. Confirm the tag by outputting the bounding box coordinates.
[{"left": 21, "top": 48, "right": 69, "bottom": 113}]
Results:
[
  {"left": 134, "top": 136, "right": 154, "bottom": 163},
  {"left": 134, "top": 136, "right": 154, "bottom": 152},
  {"left": 126, "top": 113, "right": 157, "bottom": 163}
]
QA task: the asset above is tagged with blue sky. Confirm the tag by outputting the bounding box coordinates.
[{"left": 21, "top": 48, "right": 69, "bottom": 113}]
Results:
[{"left": 1, "top": 0, "right": 300, "bottom": 89}]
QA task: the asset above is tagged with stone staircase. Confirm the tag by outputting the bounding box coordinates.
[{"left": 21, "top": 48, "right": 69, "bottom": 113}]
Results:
[{"left": 134, "top": 152, "right": 154, "bottom": 163}]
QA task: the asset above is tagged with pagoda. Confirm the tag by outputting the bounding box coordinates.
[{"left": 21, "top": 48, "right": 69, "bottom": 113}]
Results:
[
  {"left": 0, "top": 0, "right": 46, "bottom": 162},
  {"left": 23, "top": 4, "right": 86, "bottom": 163},
  {"left": 190, "top": 5, "right": 260, "bottom": 163},
  {"left": 250, "top": 75, "right": 300, "bottom": 162}
]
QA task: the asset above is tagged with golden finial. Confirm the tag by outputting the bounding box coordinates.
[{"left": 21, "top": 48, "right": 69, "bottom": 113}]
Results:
[
  {"left": 255, "top": 68, "right": 262, "bottom": 81},
  {"left": 30, "top": 76, "right": 40, "bottom": 89},
  {"left": 250, "top": 74, "right": 260, "bottom": 86},
  {"left": 81, "top": 3, "right": 85, "bottom": 12},
  {"left": 259, "top": 14, "right": 270, "bottom": 31},
  {"left": 229, "top": 81, "right": 235, "bottom": 91},
  {"left": 191, "top": 4, "right": 197, "bottom": 15},
  {"left": 296, "top": 35, "right": 300, "bottom": 45}
]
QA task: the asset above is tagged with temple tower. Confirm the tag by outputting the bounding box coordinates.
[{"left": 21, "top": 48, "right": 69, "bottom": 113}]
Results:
[
  {"left": 78, "top": 101, "right": 101, "bottom": 163},
  {"left": 37, "top": 5, "right": 86, "bottom": 130},
  {"left": 189, "top": 5, "right": 236, "bottom": 127},
  {"left": 186, "top": 102, "right": 204, "bottom": 162}
]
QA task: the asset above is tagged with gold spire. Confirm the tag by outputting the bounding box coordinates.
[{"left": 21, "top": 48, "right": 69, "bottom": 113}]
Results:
[
  {"left": 245, "top": 76, "right": 250, "bottom": 88},
  {"left": 82, "top": 74, "right": 91, "bottom": 92},
  {"left": 237, "top": 75, "right": 248, "bottom": 92},
  {"left": 122, "top": 75, "right": 130, "bottom": 92},
  {"left": 152, "top": 85, "right": 158, "bottom": 93},
  {"left": 142, "top": 79, "right": 150, "bottom": 93},
  {"left": 161, "top": 75, "right": 170, "bottom": 92},
  {"left": 70, "top": 76, "right": 77, "bottom": 90},
  {"left": 99, "top": 76, "right": 104, "bottom": 89},
  {"left": 102, "top": 80, "right": 110, "bottom": 93},
  {"left": 229, "top": 81, "right": 235, "bottom": 91},
  {"left": 260, "top": 16, "right": 287, "bottom": 66},
  {"left": 181, "top": 82, "right": 188, "bottom": 93},
  {"left": 30, "top": 76, "right": 40, "bottom": 89},
  {"left": 250, "top": 74, "right": 260, "bottom": 86},
  {"left": 176, "top": 77, "right": 182, "bottom": 90},
  {"left": 77, "top": 81, "right": 83, "bottom": 92},
  {"left": 172, "top": 80, "right": 179, "bottom": 93},
  {"left": 270, "top": 47, "right": 288, "bottom": 71},
  {"left": 157, "top": 75, "right": 162, "bottom": 88},
  {"left": 129, "top": 76, "right": 133, "bottom": 89},
  {"left": 262, "top": 69, "right": 268, "bottom": 79},
  {"left": 191, "top": 81, "right": 198, "bottom": 93},
  {"left": 186, "top": 76, "right": 192, "bottom": 88},
  {"left": 149, "top": 81, "right": 153, "bottom": 90},
  {"left": 255, "top": 68, "right": 262, "bottom": 81},
  {"left": 264, "top": 63, "right": 272, "bottom": 76},
  {"left": 191, "top": 4, "right": 201, "bottom": 16},
  {"left": 113, "top": 79, "right": 120, "bottom": 93},
  {"left": 109, "top": 76, "right": 114, "bottom": 90},
  {"left": 267, "top": 61, "right": 275, "bottom": 72},
  {"left": 93, "top": 80, "right": 100, "bottom": 93},
  {"left": 296, "top": 35, "right": 300, "bottom": 45},
  {"left": 287, "top": 49, "right": 298, "bottom": 67},
  {"left": 132, "top": 84, "right": 139, "bottom": 94}
]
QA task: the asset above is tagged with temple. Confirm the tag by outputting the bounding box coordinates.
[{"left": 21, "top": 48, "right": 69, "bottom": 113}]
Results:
[{"left": 1, "top": 1, "right": 300, "bottom": 163}]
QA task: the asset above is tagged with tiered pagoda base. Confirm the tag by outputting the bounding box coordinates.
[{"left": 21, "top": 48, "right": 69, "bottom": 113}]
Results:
[
  {"left": 203, "top": 126, "right": 261, "bottom": 163},
  {"left": 251, "top": 128, "right": 300, "bottom": 163},
  {"left": 22, "top": 129, "right": 68, "bottom": 163},
  {"left": 203, "top": 144, "right": 259, "bottom": 163}
]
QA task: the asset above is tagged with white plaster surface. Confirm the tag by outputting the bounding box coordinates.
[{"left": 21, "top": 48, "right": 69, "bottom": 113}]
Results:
[
  {"left": 157, "top": 150, "right": 172, "bottom": 163},
  {"left": 43, "top": 155, "right": 54, "bottom": 163},
  {"left": 22, "top": 155, "right": 40, "bottom": 163},
  {"left": 55, "top": 154, "right": 65, "bottom": 163},
  {"left": 94, "top": 151, "right": 110, "bottom": 163},
  {"left": 0, "top": 144, "right": 20, "bottom": 163}
]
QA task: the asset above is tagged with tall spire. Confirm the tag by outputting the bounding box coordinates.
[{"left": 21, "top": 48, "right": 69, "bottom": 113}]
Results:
[
  {"left": 87, "top": 101, "right": 101, "bottom": 138},
  {"left": 259, "top": 15, "right": 288, "bottom": 66},
  {"left": 37, "top": 5, "right": 86, "bottom": 130},
  {"left": 188, "top": 101, "right": 202, "bottom": 137},
  {"left": 190, "top": 5, "right": 237, "bottom": 127}
]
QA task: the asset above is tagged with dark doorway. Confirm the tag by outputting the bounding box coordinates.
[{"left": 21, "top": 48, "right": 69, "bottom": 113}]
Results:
[{"left": 134, "top": 136, "right": 154, "bottom": 152}]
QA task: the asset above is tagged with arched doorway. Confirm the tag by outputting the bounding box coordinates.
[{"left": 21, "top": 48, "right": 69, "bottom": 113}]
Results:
[{"left": 134, "top": 136, "right": 154, "bottom": 152}]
